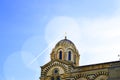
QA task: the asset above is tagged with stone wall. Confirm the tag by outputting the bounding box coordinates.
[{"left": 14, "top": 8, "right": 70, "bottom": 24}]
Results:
[{"left": 108, "top": 62, "right": 120, "bottom": 80}]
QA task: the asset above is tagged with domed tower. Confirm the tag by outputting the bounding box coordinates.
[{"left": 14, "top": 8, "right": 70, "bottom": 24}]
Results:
[{"left": 50, "top": 37, "right": 80, "bottom": 66}]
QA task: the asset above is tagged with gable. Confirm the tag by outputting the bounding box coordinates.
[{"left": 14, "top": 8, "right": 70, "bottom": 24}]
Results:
[{"left": 41, "top": 59, "right": 72, "bottom": 76}]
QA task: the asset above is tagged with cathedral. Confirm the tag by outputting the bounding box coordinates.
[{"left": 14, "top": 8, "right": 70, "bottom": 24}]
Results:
[{"left": 40, "top": 37, "right": 120, "bottom": 80}]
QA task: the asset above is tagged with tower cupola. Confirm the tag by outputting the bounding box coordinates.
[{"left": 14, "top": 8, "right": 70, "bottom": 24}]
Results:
[{"left": 50, "top": 37, "right": 80, "bottom": 66}]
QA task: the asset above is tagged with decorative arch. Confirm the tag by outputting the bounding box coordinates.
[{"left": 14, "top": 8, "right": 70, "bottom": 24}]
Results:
[
  {"left": 66, "top": 48, "right": 74, "bottom": 61},
  {"left": 74, "top": 71, "right": 108, "bottom": 80},
  {"left": 44, "top": 62, "right": 67, "bottom": 76},
  {"left": 94, "top": 71, "right": 108, "bottom": 80},
  {"left": 94, "top": 71, "right": 108, "bottom": 78},
  {"left": 59, "top": 50, "right": 62, "bottom": 60},
  {"left": 95, "top": 75, "right": 108, "bottom": 80},
  {"left": 74, "top": 74, "right": 88, "bottom": 80},
  {"left": 57, "top": 48, "right": 64, "bottom": 60}
]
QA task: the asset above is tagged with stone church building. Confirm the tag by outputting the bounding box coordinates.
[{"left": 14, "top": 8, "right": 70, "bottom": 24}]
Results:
[{"left": 40, "top": 37, "right": 120, "bottom": 80}]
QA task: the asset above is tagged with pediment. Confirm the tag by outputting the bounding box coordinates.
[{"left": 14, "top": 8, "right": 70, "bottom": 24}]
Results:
[
  {"left": 41, "top": 59, "right": 74, "bottom": 75},
  {"left": 41, "top": 59, "right": 73, "bottom": 68}
]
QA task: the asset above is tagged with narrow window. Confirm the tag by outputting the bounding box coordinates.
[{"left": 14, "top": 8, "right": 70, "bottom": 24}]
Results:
[
  {"left": 57, "top": 76, "right": 60, "bottom": 80},
  {"left": 51, "top": 77, "right": 54, "bottom": 80},
  {"left": 59, "top": 51, "right": 62, "bottom": 60},
  {"left": 68, "top": 51, "right": 71, "bottom": 60}
]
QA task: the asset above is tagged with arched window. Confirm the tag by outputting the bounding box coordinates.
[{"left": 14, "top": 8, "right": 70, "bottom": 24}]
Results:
[
  {"left": 68, "top": 51, "right": 71, "bottom": 60},
  {"left": 57, "top": 76, "right": 60, "bottom": 80},
  {"left": 59, "top": 51, "right": 62, "bottom": 60},
  {"left": 51, "top": 76, "right": 61, "bottom": 80},
  {"left": 51, "top": 77, "right": 54, "bottom": 80},
  {"left": 52, "top": 68, "right": 61, "bottom": 80}
]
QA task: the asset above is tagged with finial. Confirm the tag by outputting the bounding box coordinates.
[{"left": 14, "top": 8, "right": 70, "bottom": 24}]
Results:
[{"left": 65, "top": 32, "right": 67, "bottom": 39}]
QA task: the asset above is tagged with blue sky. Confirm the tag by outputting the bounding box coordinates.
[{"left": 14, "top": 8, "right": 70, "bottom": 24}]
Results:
[{"left": 0, "top": 0, "right": 120, "bottom": 80}]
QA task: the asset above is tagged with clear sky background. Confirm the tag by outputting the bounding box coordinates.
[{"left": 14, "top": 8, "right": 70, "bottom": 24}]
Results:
[{"left": 0, "top": 0, "right": 120, "bottom": 80}]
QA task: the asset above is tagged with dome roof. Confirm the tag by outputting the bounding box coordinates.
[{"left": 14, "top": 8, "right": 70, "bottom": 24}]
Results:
[
  {"left": 51, "top": 37, "right": 80, "bottom": 66},
  {"left": 55, "top": 37, "right": 76, "bottom": 49}
]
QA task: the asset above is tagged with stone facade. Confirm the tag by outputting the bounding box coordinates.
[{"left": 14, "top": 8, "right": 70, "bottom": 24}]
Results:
[{"left": 40, "top": 38, "right": 120, "bottom": 80}]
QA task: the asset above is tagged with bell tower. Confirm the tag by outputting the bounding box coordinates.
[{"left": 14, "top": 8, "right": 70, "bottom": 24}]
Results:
[{"left": 50, "top": 37, "right": 80, "bottom": 66}]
